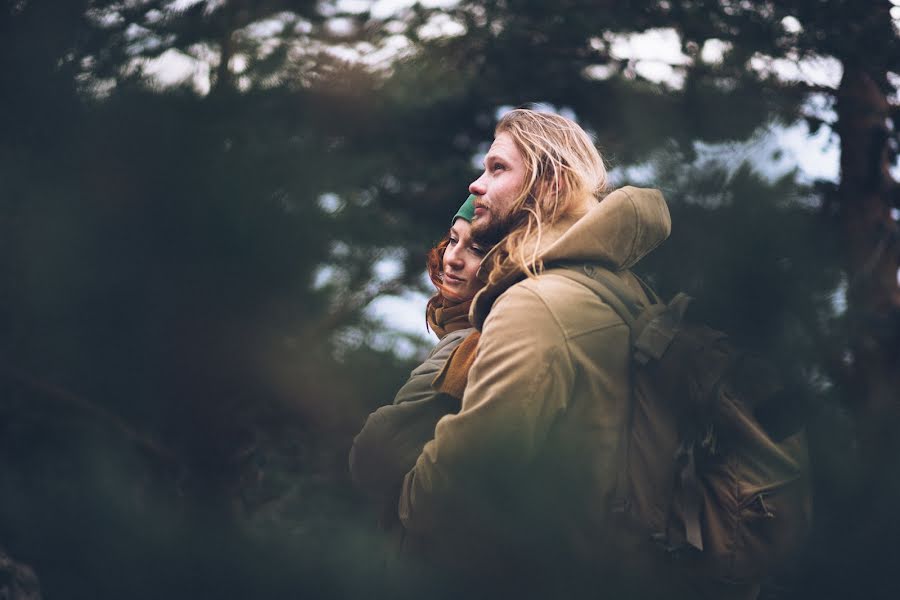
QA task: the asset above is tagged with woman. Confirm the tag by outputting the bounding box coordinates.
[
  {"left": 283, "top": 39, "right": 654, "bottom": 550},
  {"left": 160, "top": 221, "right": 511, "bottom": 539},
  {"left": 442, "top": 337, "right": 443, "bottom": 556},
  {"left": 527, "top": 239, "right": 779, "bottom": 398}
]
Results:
[{"left": 349, "top": 194, "right": 486, "bottom": 517}]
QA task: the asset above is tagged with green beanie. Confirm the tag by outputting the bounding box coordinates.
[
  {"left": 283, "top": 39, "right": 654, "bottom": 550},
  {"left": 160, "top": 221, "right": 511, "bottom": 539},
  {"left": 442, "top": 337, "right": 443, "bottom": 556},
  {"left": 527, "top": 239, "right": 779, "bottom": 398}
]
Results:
[{"left": 452, "top": 194, "right": 476, "bottom": 224}]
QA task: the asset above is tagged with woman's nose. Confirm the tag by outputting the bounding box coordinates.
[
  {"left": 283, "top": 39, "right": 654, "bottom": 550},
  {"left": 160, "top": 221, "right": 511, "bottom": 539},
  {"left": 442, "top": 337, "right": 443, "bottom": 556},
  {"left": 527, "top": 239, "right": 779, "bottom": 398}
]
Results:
[{"left": 445, "top": 246, "right": 463, "bottom": 268}]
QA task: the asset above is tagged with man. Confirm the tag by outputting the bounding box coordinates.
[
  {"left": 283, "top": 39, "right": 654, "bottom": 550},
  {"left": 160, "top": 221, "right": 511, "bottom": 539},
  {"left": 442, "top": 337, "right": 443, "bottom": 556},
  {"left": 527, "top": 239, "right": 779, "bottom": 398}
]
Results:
[{"left": 397, "top": 109, "right": 682, "bottom": 598}]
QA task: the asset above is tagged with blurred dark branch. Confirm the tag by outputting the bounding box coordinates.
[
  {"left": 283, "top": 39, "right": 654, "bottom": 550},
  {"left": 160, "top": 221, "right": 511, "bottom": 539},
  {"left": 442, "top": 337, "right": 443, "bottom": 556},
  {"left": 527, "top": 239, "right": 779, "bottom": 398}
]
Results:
[
  {"left": 1, "top": 364, "right": 179, "bottom": 464},
  {"left": 310, "top": 277, "right": 408, "bottom": 340},
  {"left": 789, "top": 82, "right": 839, "bottom": 95},
  {"left": 890, "top": 183, "right": 900, "bottom": 209}
]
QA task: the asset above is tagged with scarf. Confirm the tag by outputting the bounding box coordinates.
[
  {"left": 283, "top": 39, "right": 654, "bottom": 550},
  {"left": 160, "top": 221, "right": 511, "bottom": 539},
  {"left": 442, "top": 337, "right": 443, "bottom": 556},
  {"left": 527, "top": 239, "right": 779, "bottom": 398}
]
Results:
[
  {"left": 432, "top": 330, "right": 480, "bottom": 401},
  {"left": 426, "top": 298, "right": 473, "bottom": 338}
]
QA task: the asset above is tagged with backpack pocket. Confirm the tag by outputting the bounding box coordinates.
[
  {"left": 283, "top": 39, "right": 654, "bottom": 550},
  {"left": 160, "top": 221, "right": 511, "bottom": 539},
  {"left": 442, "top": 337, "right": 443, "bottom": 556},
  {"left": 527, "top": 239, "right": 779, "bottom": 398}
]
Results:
[
  {"left": 731, "top": 432, "right": 812, "bottom": 580},
  {"left": 696, "top": 429, "right": 811, "bottom": 582}
]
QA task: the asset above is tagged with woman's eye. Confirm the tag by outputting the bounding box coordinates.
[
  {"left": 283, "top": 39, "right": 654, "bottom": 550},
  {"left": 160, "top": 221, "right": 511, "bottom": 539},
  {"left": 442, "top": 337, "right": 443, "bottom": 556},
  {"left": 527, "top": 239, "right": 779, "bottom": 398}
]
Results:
[
  {"left": 470, "top": 245, "right": 486, "bottom": 256},
  {"left": 448, "top": 237, "right": 458, "bottom": 245},
  {"left": 492, "top": 163, "right": 505, "bottom": 172}
]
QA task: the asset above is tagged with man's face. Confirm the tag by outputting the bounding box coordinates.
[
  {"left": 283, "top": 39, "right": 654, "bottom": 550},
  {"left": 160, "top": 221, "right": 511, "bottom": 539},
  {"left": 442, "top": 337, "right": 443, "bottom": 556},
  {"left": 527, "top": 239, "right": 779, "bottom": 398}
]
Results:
[{"left": 468, "top": 132, "right": 527, "bottom": 247}]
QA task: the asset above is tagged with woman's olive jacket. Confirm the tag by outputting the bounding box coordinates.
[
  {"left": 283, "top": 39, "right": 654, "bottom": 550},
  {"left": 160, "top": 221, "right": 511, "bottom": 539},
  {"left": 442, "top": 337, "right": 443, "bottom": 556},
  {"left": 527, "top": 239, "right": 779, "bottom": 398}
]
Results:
[{"left": 349, "top": 327, "right": 474, "bottom": 502}]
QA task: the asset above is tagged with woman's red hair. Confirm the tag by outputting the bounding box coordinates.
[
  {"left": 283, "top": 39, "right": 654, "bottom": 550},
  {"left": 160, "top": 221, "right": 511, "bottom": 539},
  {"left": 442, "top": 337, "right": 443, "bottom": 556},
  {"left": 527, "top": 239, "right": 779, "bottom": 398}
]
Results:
[{"left": 425, "top": 234, "right": 452, "bottom": 319}]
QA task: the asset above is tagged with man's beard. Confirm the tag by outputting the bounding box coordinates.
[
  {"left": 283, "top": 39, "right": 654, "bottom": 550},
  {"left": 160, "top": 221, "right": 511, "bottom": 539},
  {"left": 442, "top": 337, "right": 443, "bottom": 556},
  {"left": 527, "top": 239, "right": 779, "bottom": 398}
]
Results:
[{"left": 471, "top": 210, "right": 517, "bottom": 248}]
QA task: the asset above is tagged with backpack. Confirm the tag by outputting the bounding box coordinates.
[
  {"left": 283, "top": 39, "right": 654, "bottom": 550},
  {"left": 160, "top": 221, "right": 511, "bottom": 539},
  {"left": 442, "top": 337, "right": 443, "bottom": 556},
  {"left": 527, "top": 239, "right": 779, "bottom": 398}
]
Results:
[{"left": 550, "top": 263, "right": 812, "bottom": 585}]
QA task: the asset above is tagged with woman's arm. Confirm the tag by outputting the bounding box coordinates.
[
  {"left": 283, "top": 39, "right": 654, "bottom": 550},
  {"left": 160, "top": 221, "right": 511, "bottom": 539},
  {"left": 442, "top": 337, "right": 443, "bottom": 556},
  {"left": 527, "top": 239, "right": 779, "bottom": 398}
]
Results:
[{"left": 348, "top": 330, "right": 472, "bottom": 498}]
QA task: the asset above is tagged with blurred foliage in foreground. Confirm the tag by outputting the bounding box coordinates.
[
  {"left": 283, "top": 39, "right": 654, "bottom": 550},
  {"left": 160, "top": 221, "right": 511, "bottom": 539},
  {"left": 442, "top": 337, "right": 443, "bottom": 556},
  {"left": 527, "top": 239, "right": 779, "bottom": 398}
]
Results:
[{"left": 1, "top": 1, "right": 899, "bottom": 598}]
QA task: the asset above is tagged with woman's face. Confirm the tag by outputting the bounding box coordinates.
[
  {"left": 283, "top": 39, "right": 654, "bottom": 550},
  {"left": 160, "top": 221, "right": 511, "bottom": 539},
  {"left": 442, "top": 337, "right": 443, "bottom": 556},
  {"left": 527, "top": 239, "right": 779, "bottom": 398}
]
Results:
[{"left": 442, "top": 218, "right": 486, "bottom": 302}]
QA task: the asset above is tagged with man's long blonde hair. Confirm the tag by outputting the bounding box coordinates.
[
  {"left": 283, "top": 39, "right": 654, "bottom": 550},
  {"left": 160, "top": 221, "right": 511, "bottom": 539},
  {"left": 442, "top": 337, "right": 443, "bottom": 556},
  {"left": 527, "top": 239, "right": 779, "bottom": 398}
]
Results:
[{"left": 485, "top": 109, "right": 610, "bottom": 284}]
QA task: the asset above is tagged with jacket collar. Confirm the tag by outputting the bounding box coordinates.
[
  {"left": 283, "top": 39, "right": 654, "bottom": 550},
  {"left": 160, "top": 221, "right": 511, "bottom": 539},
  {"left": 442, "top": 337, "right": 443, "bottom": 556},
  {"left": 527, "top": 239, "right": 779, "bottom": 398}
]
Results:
[{"left": 470, "top": 186, "right": 671, "bottom": 329}]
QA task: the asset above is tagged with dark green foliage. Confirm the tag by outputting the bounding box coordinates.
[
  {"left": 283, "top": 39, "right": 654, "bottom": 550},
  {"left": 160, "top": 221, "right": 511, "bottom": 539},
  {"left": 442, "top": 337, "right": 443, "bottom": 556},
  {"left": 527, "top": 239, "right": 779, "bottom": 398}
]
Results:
[
  {"left": 0, "top": 3, "right": 428, "bottom": 595},
  {"left": 1, "top": 1, "right": 899, "bottom": 598}
]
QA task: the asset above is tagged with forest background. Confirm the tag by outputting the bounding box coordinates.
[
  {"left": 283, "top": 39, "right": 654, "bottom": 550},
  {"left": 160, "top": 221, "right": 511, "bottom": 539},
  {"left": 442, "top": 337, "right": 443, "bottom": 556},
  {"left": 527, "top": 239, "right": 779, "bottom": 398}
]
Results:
[{"left": 2, "top": 1, "right": 899, "bottom": 598}]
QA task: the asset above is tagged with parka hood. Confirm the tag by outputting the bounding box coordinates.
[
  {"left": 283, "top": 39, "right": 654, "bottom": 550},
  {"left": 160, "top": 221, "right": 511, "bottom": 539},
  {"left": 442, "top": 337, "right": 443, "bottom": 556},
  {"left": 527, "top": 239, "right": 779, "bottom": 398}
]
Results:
[
  {"left": 539, "top": 186, "right": 670, "bottom": 268},
  {"left": 471, "top": 186, "right": 670, "bottom": 329}
]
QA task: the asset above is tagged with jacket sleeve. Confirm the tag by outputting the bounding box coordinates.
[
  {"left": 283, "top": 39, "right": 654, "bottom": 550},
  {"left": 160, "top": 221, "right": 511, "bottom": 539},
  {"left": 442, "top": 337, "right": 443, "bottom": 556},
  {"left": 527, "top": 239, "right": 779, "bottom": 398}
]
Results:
[
  {"left": 348, "top": 332, "right": 466, "bottom": 498},
  {"left": 398, "top": 284, "right": 575, "bottom": 533},
  {"left": 393, "top": 330, "right": 467, "bottom": 405}
]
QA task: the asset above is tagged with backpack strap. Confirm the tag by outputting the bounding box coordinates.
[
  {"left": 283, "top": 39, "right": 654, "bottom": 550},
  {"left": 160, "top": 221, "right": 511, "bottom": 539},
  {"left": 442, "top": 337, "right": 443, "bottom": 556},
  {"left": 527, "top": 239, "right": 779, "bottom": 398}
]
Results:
[
  {"left": 546, "top": 264, "right": 683, "bottom": 363},
  {"left": 548, "top": 265, "right": 707, "bottom": 553},
  {"left": 632, "top": 271, "right": 663, "bottom": 306}
]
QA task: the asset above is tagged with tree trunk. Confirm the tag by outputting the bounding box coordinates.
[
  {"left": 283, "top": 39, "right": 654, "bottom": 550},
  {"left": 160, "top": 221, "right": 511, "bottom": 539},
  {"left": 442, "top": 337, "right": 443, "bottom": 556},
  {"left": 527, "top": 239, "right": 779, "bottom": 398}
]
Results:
[
  {"left": 212, "top": 2, "right": 236, "bottom": 95},
  {"left": 835, "top": 65, "right": 900, "bottom": 464}
]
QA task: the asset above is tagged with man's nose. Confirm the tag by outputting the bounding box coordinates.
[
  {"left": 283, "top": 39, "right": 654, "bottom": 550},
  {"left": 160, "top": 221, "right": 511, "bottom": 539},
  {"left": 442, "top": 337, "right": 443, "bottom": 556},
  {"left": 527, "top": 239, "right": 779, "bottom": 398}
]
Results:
[{"left": 469, "top": 173, "right": 486, "bottom": 195}]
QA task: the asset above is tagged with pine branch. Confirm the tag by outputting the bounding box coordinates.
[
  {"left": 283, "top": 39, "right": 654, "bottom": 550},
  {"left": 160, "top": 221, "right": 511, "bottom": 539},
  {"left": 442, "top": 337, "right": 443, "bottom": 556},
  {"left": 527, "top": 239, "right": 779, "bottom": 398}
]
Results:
[
  {"left": 310, "top": 276, "right": 408, "bottom": 339},
  {"left": 789, "top": 82, "right": 839, "bottom": 95}
]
